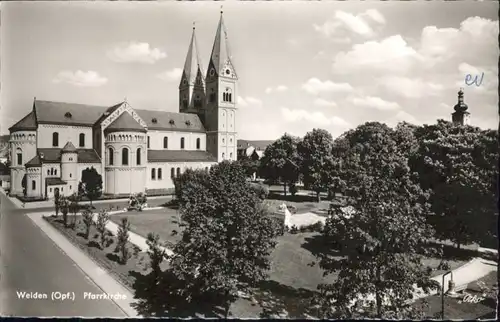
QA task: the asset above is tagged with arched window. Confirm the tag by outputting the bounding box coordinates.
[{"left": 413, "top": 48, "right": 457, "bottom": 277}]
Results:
[
  {"left": 136, "top": 148, "right": 141, "bottom": 165},
  {"left": 170, "top": 168, "right": 175, "bottom": 178},
  {"left": 122, "top": 148, "right": 129, "bottom": 165},
  {"left": 163, "top": 137, "right": 168, "bottom": 149},
  {"left": 50, "top": 168, "right": 54, "bottom": 175},
  {"left": 47, "top": 169, "right": 50, "bottom": 175},
  {"left": 147, "top": 136, "right": 150, "bottom": 148},
  {"left": 180, "top": 137, "right": 185, "bottom": 149},
  {"left": 222, "top": 152, "right": 225, "bottom": 159},
  {"left": 32, "top": 180, "right": 36, "bottom": 190},
  {"left": 230, "top": 152, "right": 233, "bottom": 160},
  {"left": 108, "top": 147, "right": 114, "bottom": 165},
  {"left": 79, "top": 133, "right": 85, "bottom": 147},
  {"left": 52, "top": 132, "right": 59, "bottom": 147},
  {"left": 151, "top": 168, "right": 156, "bottom": 180},
  {"left": 196, "top": 138, "right": 201, "bottom": 150},
  {"left": 55, "top": 169, "right": 57, "bottom": 176},
  {"left": 176, "top": 167, "right": 181, "bottom": 177},
  {"left": 223, "top": 88, "right": 233, "bottom": 102},
  {"left": 16, "top": 148, "right": 22, "bottom": 166},
  {"left": 158, "top": 168, "right": 162, "bottom": 180}
]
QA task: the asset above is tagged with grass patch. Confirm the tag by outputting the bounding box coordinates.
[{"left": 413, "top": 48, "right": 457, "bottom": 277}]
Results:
[
  {"left": 43, "top": 215, "right": 169, "bottom": 292},
  {"left": 109, "top": 208, "right": 182, "bottom": 249}
]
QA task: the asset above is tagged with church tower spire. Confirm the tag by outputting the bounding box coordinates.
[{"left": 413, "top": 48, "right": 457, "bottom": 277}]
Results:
[
  {"left": 204, "top": 10, "right": 238, "bottom": 163},
  {"left": 452, "top": 88, "right": 470, "bottom": 125},
  {"left": 179, "top": 22, "right": 205, "bottom": 114}
]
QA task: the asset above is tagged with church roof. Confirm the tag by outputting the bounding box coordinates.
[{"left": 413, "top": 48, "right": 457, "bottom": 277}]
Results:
[
  {"left": 208, "top": 12, "right": 237, "bottom": 77},
  {"left": 136, "top": 110, "right": 205, "bottom": 132},
  {"left": 25, "top": 155, "right": 42, "bottom": 168},
  {"left": 181, "top": 26, "right": 205, "bottom": 90},
  {"left": 34, "top": 100, "right": 109, "bottom": 126},
  {"left": 46, "top": 178, "right": 67, "bottom": 186},
  {"left": 15, "top": 99, "right": 206, "bottom": 133},
  {"left": 62, "top": 142, "right": 77, "bottom": 153},
  {"left": 105, "top": 112, "right": 147, "bottom": 133},
  {"left": 454, "top": 88, "right": 469, "bottom": 112},
  {"left": 147, "top": 150, "right": 217, "bottom": 162},
  {"left": 9, "top": 111, "right": 37, "bottom": 132},
  {"left": 38, "top": 148, "right": 101, "bottom": 163}
]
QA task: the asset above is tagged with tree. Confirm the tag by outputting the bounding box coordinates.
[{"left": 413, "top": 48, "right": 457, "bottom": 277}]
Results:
[
  {"left": 54, "top": 189, "right": 60, "bottom": 217},
  {"left": 59, "top": 196, "right": 70, "bottom": 228},
  {"left": 145, "top": 233, "right": 167, "bottom": 314},
  {"left": 259, "top": 133, "right": 301, "bottom": 196},
  {"left": 173, "top": 168, "right": 208, "bottom": 201},
  {"left": 116, "top": 218, "right": 131, "bottom": 264},
  {"left": 170, "top": 161, "right": 281, "bottom": 318},
  {"left": 298, "top": 129, "right": 336, "bottom": 201},
  {"left": 80, "top": 167, "right": 103, "bottom": 206},
  {"left": 317, "top": 122, "right": 440, "bottom": 319},
  {"left": 81, "top": 208, "right": 93, "bottom": 240},
  {"left": 21, "top": 174, "right": 27, "bottom": 197},
  {"left": 235, "top": 155, "right": 260, "bottom": 180},
  {"left": 68, "top": 193, "right": 80, "bottom": 229},
  {"left": 410, "top": 120, "right": 498, "bottom": 249},
  {"left": 96, "top": 209, "right": 110, "bottom": 249}
]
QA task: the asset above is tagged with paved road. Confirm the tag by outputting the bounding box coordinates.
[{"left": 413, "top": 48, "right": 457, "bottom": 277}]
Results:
[{"left": 0, "top": 192, "right": 127, "bottom": 317}]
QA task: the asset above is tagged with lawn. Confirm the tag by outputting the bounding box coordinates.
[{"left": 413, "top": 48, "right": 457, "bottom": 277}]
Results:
[
  {"left": 48, "top": 206, "right": 484, "bottom": 319},
  {"left": 44, "top": 215, "right": 169, "bottom": 291}
]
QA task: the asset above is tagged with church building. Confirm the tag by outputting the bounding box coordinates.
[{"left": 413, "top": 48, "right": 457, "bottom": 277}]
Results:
[{"left": 8, "top": 12, "right": 238, "bottom": 199}]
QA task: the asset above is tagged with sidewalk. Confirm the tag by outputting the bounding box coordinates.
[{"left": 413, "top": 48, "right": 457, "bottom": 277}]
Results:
[{"left": 27, "top": 212, "right": 140, "bottom": 317}]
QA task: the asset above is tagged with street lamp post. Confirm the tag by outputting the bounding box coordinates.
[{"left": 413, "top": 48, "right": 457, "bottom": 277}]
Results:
[{"left": 441, "top": 270, "right": 456, "bottom": 319}]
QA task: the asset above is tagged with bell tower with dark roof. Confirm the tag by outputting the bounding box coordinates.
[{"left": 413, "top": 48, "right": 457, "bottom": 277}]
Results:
[
  {"left": 179, "top": 23, "right": 206, "bottom": 117},
  {"left": 452, "top": 88, "right": 470, "bottom": 126},
  {"left": 204, "top": 10, "right": 238, "bottom": 162}
]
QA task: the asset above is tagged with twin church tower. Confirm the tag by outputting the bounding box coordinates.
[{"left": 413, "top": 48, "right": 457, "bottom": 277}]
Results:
[{"left": 179, "top": 11, "right": 238, "bottom": 162}]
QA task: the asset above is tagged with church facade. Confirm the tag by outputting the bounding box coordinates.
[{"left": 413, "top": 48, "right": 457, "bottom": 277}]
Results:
[{"left": 8, "top": 13, "right": 238, "bottom": 199}]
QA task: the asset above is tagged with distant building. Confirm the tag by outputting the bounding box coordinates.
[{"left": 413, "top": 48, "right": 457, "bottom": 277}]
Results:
[
  {"left": 452, "top": 88, "right": 471, "bottom": 126},
  {"left": 237, "top": 140, "right": 274, "bottom": 160},
  {"left": 7, "top": 12, "right": 239, "bottom": 199}
]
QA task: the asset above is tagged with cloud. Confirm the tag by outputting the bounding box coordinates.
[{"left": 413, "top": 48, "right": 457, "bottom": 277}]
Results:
[
  {"left": 108, "top": 42, "right": 167, "bottom": 64},
  {"left": 379, "top": 76, "right": 444, "bottom": 98},
  {"left": 302, "top": 78, "right": 354, "bottom": 95},
  {"left": 386, "top": 111, "right": 420, "bottom": 127},
  {"left": 333, "top": 35, "right": 421, "bottom": 74},
  {"left": 313, "top": 9, "right": 385, "bottom": 38},
  {"left": 281, "top": 107, "right": 350, "bottom": 128},
  {"left": 314, "top": 98, "right": 338, "bottom": 108},
  {"left": 418, "top": 17, "right": 498, "bottom": 67},
  {"left": 265, "top": 85, "right": 288, "bottom": 94},
  {"left": 238, "top": 96, "right": 263, "bottom": 108},
  {"left": 157, "top": 68, "right": 183, "bottom": 82},
  {"left": 350, "top": 96, "right": 400, "bottom": 111},
  {"left": 52, "top": 70, "right": 108, "bottom": 87},
  {"left": 454, "top": 63, "right": 497, "bottom": 94}
]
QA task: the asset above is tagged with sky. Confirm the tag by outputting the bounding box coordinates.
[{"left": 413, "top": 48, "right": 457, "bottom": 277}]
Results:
[{"left": 0, "top": 1, "right": 498, "bottom": 140}]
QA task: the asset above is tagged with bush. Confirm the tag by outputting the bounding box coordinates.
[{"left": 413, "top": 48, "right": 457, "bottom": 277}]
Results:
[
  {"left": 290, "top": 225, "right": 299, "bottom": 234},
  {"left": 249, "top": 182, "right": 270, "bottom": 200},
  {"left": 289, "top": 184, "right": 299, "bottom": 196},
  {"left": 437, "top": 260, "right": 451, "bottom": 271}
]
